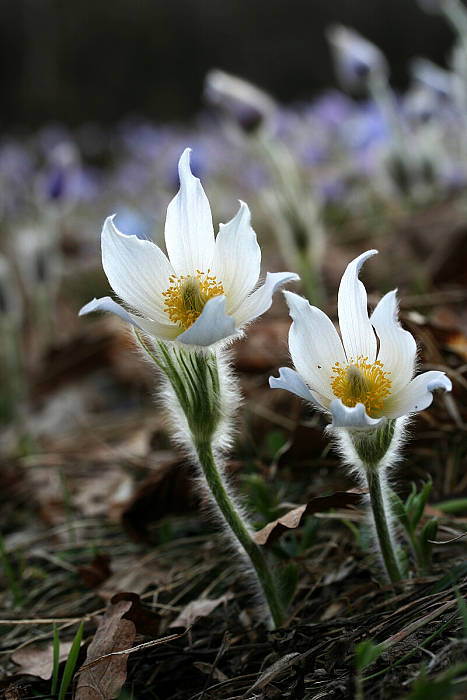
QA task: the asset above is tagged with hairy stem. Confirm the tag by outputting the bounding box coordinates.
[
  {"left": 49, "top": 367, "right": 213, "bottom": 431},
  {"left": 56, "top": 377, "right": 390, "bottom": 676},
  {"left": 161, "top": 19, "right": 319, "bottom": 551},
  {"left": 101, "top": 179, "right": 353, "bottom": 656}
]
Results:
[
  {"left": 195, "top": 439, "right": 285, "bottom": 628},
  {"left": 365, "top": 467, "right": 402, "bottom": 584}
]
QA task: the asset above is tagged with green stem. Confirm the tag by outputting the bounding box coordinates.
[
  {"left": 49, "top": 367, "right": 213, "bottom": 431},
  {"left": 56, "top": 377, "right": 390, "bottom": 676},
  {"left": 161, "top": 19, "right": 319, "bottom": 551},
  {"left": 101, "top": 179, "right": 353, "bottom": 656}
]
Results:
[
  {"left": 366, "top": 467, "right": 402, "bottom": 584},
  {"left": 407, "top": 528, "right": 428, "bottom": 576},
  {"left": 195, "top": 440, "right": 285, "bottom": 628}
]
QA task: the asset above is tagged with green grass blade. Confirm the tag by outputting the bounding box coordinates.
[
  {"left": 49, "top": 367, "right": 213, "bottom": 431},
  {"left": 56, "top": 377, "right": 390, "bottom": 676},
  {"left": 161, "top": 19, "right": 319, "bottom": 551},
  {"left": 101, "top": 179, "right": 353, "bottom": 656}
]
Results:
[
  {"left": 455, "top": 588, "right": 467, "bottom": 637},
  {"left": 435, "top": 498, "right": 467, "bottom": 514},
  {"left": 58, "top": 621, "right": 83, "bottom": 700},
  {"left": 51, "top": 622, "right": 60, "bottom": 696}
]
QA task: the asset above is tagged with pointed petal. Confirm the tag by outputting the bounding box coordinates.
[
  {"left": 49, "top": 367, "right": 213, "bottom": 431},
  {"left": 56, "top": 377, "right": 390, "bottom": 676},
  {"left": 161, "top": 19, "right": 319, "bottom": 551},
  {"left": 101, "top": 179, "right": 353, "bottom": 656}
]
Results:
[
  {"left": 370, "top": 290, "right": 417, "bottom": 394},
  {"left": 212, "top": 201, "right": 261, "bottom": 314},
  {"left": 177, "top": 295, "right": 236, "bottom": 346},
  {"left": 234, "top": 271, "right": 299, "bottom": 325},
  {"left": 330, "top": 399, "right": 384, "bottom": 428},
  {"left": 284, "top": 291, "right": 346, "bottom": 401},
  {"left": 101, "top": 215, "right": 173, "bottom": 324},
  {"left": 338, "top": 250, "right": 378, "bottom": 363},
  {"left": 269, "top": 367, "right": 323, "bottom": 408},
  {"left": 78, "top": 296, "right": 179, "bottom": 340},
  {"left": 79, "top": 296, "right": 142, "bottom": 327},
  {"left": 164, "top": 148, "right": 215, "bottom": 276},
  {"left": 385, "top": 370, "right": 452, "bottom": 418}
]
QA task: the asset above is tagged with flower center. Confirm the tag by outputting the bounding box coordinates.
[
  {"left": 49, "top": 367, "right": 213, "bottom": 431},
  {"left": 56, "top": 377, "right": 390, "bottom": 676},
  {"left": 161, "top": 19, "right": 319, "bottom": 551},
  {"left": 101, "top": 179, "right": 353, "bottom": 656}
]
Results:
[
  {"left": 331, "top": 356, "right": 391, "bottom": 417},
  {"left": 162, "top": 270, "right": 224, "bottom": 330}
]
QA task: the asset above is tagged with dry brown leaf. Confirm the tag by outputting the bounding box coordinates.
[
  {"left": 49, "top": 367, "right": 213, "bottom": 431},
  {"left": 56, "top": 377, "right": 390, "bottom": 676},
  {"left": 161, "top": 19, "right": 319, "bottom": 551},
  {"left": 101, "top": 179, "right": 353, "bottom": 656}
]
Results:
[
  {"left": 170, "top": 594, "right": 231, "bottom": 628},
  {"left": 78, "top": 554, "right": 112, "bottom": 589},
  {"left": 111, "top": 592, "right": 160, "bottom": 636},
  {"left": 254, "top": 491, "right": 366, "bottom": 545},
  {"left": 75, "top": 599, "right": 136, "bottom": 700},
  {"left": 12, "top": 641, "right": 73, "bottom": 680}
]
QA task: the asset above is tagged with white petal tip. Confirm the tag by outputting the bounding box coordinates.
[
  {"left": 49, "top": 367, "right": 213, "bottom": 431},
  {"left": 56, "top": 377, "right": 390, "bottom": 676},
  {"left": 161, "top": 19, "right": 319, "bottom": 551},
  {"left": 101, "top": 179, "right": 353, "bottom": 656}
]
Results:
[
  {"left": 428, "top": 375, "right": 452, "bottom": 393},
  {"left": 330, "top": 399, "right": 384, "bottom": 429},
  {"left": 101, "top": 213, "right": 124, "bottom": 241},
  {"left": 178, "top": 148, "right": 195, "bottom": 181},
  {"left": 269, "top": 367, "right": 320, "bottom": 406},
  {"left": 354, "top": 249, "right": 378, "bottom": 270},
  {"left": 78, "top": 299, "right": 98, "bottom": 316},
  {"left": 283, "top": 290, "right": 310, "bottom": 313}
]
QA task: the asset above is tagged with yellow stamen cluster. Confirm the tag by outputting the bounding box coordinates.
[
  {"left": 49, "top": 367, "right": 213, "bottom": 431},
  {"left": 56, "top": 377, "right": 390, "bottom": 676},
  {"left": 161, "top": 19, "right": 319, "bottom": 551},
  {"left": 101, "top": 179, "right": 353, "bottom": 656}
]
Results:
[
  {"left": 331, "top": 356, "right": 391, "bottom": 417},
  {"left": 162, "top": 269, "right": 224, "bottom": 330}
]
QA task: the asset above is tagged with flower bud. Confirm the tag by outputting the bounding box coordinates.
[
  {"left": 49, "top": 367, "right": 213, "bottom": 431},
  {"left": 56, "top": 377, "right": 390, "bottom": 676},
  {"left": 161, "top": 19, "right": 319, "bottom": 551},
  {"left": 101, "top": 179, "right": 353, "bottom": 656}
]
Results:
[
  {"left": 327, "top": 25, "right": 388, "bottom": 92},
  {"left": 348, "top": 418, "right": 396, "bottom": 469},
  {"left": 204, "top": 69, "right": 276, "bottom": 133}
]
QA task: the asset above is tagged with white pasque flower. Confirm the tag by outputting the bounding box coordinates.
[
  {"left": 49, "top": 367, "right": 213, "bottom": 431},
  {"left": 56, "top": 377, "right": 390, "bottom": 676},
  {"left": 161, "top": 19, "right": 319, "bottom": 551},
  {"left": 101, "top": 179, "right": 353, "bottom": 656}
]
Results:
[
  {"left": 80, "top": 148, "right": 298, "bottom": 347},
  {"left": 270, "top": 250, "right": 452, "bottom": 429}
]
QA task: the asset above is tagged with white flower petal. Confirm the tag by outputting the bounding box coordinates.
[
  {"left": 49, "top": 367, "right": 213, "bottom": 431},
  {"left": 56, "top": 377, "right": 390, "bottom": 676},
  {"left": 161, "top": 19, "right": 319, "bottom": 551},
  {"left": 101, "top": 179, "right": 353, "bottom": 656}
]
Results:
[
  {"left": 78, "top": 296, "right": 179, "bottom": 340},
  {"left": 101, "top": 215, "right": 173, "bottom": 324},
  {"left": 338, "top": 249, "right": 378, "bottom": 363},
  {"left": 284, "top": 291, "right": 346, "bottom": 401},
  {"left": 269, "top": 367, "right": 323, "bottom": 408},
  {"left": 234, "top": 271, "right": 299, "bottom": 326},
  {"left": 212, "top": 201, "right": 261, "bottom": 314},
  {"left": 177, "top": 295, "right": 236, "bottom": 347},
  {"left": 385, "top": 370, "right": 452, "bottom": 418},
  {"left": 79, "top": 296, "right": 140, "bottom": 326},
  {"left": 330, "top": 399, "right": 384, "bottom": 429},
  {"left": 164, "top": 148, "right": 215, "bottom": 276},
  {"left": 370, "top": 290, "right": 417, "bottom": 394},
  {"left": 133, "top": 315, "right": 181, "bottom": 341}
]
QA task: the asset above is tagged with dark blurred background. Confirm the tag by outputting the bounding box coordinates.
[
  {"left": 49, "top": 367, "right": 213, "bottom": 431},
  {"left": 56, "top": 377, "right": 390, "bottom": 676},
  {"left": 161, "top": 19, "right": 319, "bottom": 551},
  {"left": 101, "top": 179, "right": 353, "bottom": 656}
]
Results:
[{"left": 0, "top": 0, "right": 454, "bottom": 127}]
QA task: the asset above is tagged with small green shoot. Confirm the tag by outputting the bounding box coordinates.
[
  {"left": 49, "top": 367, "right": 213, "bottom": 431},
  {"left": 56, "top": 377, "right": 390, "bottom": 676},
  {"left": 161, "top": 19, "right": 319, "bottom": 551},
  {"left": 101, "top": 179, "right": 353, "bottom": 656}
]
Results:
[
  {"left": 278, "top": 561, "right": 299, "bottom": 609},
  {"left": 299, "top": 515, "right": 319, "bottom": 554},
  {"left": 342, "top": 519, "right": 371, "bottom": 553},
  {"left": 455, "top": 588, "right": 467, "bottom": 637},
  {"left": 242, "top": 473, "right": 282, "bottom": 527},
  {"left": 403, "top": 660, "right": 467, "bottom": 699},
  {"left": 0, "top": 531, "right": 23, "bottom": 608},
  {"left": 389, "top": 480, "right": 437, "bottom": 575},
  {"left": 355, "top": 639, "right": 386, "bottom": 700},
  {"left": 435, "top": 498, "right": 467, "bottom": 514},
  {"left": 265, "top": 430, "right": 287, "bottom": 460},
  {"left": 58, "top": 467, "right": 77, "bottom": 545},
  {"left": 51, "top": 622, "right": 60, "bottom": 696},
  {"left": 57, "top": 621, "right": 84, "bottom": 700}
]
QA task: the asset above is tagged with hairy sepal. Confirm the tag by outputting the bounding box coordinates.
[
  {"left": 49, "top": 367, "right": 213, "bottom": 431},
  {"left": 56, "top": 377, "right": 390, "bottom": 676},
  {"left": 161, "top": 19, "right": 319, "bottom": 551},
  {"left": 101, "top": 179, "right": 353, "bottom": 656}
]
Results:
[{"left": 331, "top": 416, "right": 409, "bottom": 478}]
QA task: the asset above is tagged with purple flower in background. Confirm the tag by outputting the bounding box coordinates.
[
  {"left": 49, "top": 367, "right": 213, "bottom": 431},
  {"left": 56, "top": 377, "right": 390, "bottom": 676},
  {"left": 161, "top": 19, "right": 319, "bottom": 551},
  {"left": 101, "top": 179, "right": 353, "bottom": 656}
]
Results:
[
  {"left": 345, "top": 100, "right": 389, "bottom": 152},
  {"left": 310, "top": 90, "right": 355, "bottom": 129},
  {"left": 114, "top": 206, "right": 151, "bottom": 240},
  {"left": 317, "top": 177, "right": 347, "bottom": 204}
]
